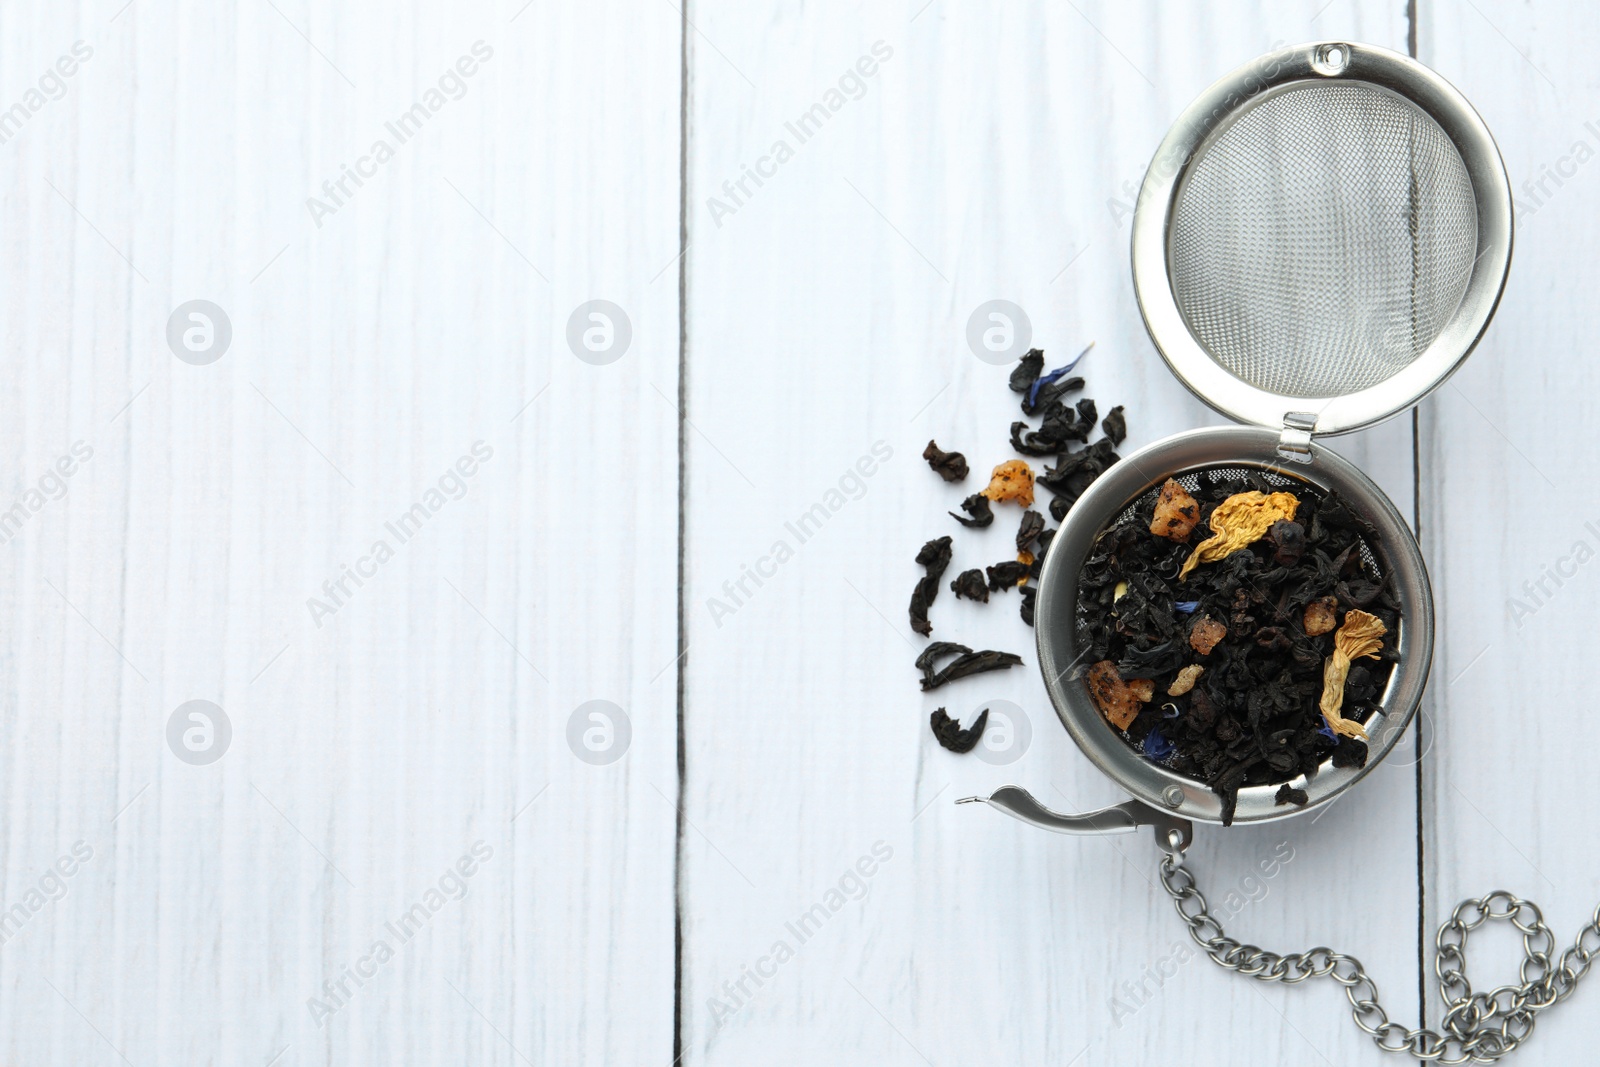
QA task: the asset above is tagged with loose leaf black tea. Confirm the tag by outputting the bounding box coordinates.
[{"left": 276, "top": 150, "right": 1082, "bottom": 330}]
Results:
[
  {"left": 1016, "top": 510, "right": 1045, "bottom": 553},
  {"left": 950, "top": 569, "right": 989, "bottom": 602},
  {"left": 909, "top": 535, "right": 953, "bottom": 637},
  {"left": 985, "top": 561, "right": 1029, "bottom": 592},
  {"left": 915, "top": 642, "right": 1023, "bottom": 691},
  {"left": 1102, "top": 405, "right": 1126, "bottom": 445},
  {"left": 923, "top": 440, "right": 969, "bottom": 482},
  {"left": 950, "top": 493, "right": 994, "bottom": 529},
  {"left": 930, "top": 706, "right": 989, "bottom": 753},
  {"left": 1274, "top": 782, "right": 1309, "bottom": 807},
  {"left": 1077, "top": 472, "right": 1400, "bottom": 824}
]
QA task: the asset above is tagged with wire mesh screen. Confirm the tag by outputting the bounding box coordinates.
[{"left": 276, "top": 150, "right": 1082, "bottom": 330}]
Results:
[{"left": 1168, "top": 82, "right": 1478, "bottom": 398}]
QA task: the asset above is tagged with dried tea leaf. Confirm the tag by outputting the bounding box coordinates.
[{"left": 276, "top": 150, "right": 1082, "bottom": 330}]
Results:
[
  {"left": 1268, "top": 519, "right": 1306, "bottom": 566},
  {"left": 1318, "top": 609, "right": 1386, "bottom": 740},
  {"left": 1274, "top": 782, "right": 1309, "bottom": 807},
  {"left": 930, "top": 707, "right": 988, "bottom": 753},
  {"left": 1086, "top": 660, "right": 1152, "bottom": 730},
  {"left": 1149, "top": 479, "right": 1200, "bottom": 543},
  {"left": 922, "top": 440, "right": 969, "bottom": 482},
  {"left": 950, "top": 569, "right": 989, "bottom": 602},
  {"left": 916, "top": 643, "right": 1024, "bottom": 691},
  {"left": 986, "top": 561, "right": 1029, "bottom": 591},
  {"left": 1015, "top": 510, "right": 1045, "bottom": 553},
  {"left": 1101, "top": 405, "right": 1126, "bottom": 445},
  {"left": 909, "top": 536, "right": 953, "bottom": 637},
  {"left": 1007, "top": 349, "right": 1044, "bottom": 395},
  {"left": 1189, "top": 615, "right": 1227, "bottom": 655},
  {"left": 1179, "top": 490, "right": 1301, "bottom": 579},
  {"left": 949, "top": 493, "right": 994, "bottom": 529},
  {"left": 1020, "top": 585, "right": 1037, "bottom": 626},
  {"left": 1167, "top": 664, "right": 1204, "bottom": 696},
  {"left": 981, "top": 460, "right": 1035, "bottom": 507},
  {"left": 1304, "top": 595, "right": 1339, "bottom": 636}
]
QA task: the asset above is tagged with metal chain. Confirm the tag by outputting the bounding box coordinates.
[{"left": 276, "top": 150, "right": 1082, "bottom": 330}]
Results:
[{"left": 1157, "top": 832, "right": 1600, "bottom": 1063}]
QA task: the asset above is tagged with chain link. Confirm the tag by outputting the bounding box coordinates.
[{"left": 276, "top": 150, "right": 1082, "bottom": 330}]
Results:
[{"left": 1157, "top": 834, "right": 1600, "bottom": 1063}]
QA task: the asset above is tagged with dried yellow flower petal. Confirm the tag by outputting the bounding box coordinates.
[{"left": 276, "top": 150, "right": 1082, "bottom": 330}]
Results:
[
  {"left": 1168, "top": 664, "right": 1204, "bottom": 696},
  {"left": 1318, "top": 609, "right": 1387, "bottom": 741},
  {"left": 1017, "top": 550, "right": 1034, "bottom": 586},
  {"left": 1178, "top": 490, "right": 1300, "bottom": 579}
]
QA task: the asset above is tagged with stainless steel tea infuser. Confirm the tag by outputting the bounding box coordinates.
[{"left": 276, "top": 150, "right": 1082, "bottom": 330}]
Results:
[{"left": 960, "top": 42, "right": 1600, "bottom": 1062}]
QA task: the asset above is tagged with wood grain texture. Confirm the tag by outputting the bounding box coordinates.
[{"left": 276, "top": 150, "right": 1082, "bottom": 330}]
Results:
[
  {"left": 0, "top": 1, "right": 681, "bottom": 1064},
  {"left": 1420, "top": 2, "right": 1600, "bottom": 1058},
  {"left": 680, "top": 3, "right": 1422, "bottom": 1065}
]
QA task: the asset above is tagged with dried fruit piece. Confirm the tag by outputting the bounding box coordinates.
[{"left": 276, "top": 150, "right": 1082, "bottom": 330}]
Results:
[
  {"left": 1167, "top": 664, "right": 1204, "bottom": 696},
  {"left": 1086, "top": 660, "right": 1152, "bottom": 730},
  {"left": 1179, "top": 490, "right": 1301, "bottom": 579},
  {"left": 1304, "top": 595, "right": 1339, "bottom": 636},
  {"left": 949, "top": 493, "right": 994, "bottom": 529},
  {"left": 1189, "top": 615, "right": 1227, "bottom": 655},
  {"left": 930, "top": 707, "right": 988, "bottom": 753},
  {"left": 981, "top": 459, "right": 1035, "bottom": 507},
  {"left": 1149, "top": 478, "right": 1201, "bottom": 543},
  {"left": 1318, "top": 609, "right": 1387, "bottom": 740},
  {"left": 922, "top": 440, "right": 968, "bottom": 482}
]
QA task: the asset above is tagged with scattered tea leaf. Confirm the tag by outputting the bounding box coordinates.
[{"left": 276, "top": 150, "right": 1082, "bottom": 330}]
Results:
[
  {"left": 930, "top": 707, "right": 989, "bottom": 753},
  {"left": 1015, "top": 510, "right": 1045, "bottom": 553},
  {"left": 985, "top": 561, "right": 1029, "bottom": 592},
  {"left": 949, "top": 493, "right": 994, "bottom": 529},
  {"left": 1102, "top": 405, "right": 1126, "bottom": 445},
  {"left": 915, "top": 642, "right": 1024, "bottom": 691},
  {"left": 1007, "top": 349, "right": 1044, "bottom": 395},
  {"left": 950, "top": 569, "right": 989, "bottom": 602},
  {"left": 909, "top": 536, "right": 953, "bottom": 637},
  {"left": 922, "top": 440, "right": 969, "bottom": 482},
  {"left": 1274, "top": 783, "right": 1309, "bottom": 807}
]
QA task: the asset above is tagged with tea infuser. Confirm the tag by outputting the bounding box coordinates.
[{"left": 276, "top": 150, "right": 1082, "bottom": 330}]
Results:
[{"left": 960, "top": 42, "right": 1600, "bottom": 1062}]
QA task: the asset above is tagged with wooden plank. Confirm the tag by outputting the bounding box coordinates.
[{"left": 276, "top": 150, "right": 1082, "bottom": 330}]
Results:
[
  {"left": 680, "top": 3, "right": 1418, "bottom": 1064},
  {"left": 1419, "top": 3, "right": 1600, "bottom": 1055},
  {"left": 0, "top": 1, "right": 681, "bottom": 1063}
]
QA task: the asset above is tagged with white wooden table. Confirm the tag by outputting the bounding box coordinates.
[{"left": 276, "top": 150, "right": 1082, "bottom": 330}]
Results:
[{"left": 0, "top": 1, "right": 1593, "bottom": 1063}]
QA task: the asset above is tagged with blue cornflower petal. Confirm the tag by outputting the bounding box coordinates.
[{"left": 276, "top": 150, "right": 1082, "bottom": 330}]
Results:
[
  {"left": 1142, "top": 727, "right": 1175, "bottom": 761},
  {"left": 1174, "top": 600, "right": 1201, "bottom": 614},
  {"left": 1025, "top": 342, "right": 1095, "bottom": 408},
  {"left": 1316, "top": 722, "right": 1337, "bottom": 742}
]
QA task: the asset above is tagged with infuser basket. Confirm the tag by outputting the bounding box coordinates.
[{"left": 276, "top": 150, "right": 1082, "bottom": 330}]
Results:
[{"left": 963, "top": 40, "right": 1511, "bottom": 839}]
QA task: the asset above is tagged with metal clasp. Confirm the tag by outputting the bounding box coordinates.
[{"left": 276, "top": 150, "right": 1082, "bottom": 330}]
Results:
[
  {"left": 957, "top": 786, "right": 1193, "bottom": 852},
  {"left": 1277, "top": 411, "right": 1318, "bottom": 463}
]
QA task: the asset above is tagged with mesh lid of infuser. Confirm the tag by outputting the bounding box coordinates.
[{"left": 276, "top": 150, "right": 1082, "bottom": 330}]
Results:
[{"left": 1131, "top": 42, "right": 1512, "bottom": 436}]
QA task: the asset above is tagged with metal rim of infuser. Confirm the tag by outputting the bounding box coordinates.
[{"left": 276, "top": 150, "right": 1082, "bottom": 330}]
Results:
[
  {"left": 1035, "top": 426, "right": 1434, "bottom": 825},
  {"left": 1131, "top": 41, "right": 1513, "bottom": 438}
]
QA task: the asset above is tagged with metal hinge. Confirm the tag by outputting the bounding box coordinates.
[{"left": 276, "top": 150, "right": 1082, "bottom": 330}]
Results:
[{"left": 1277, "top": 411, "right": 1318, "bottom": 463}]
